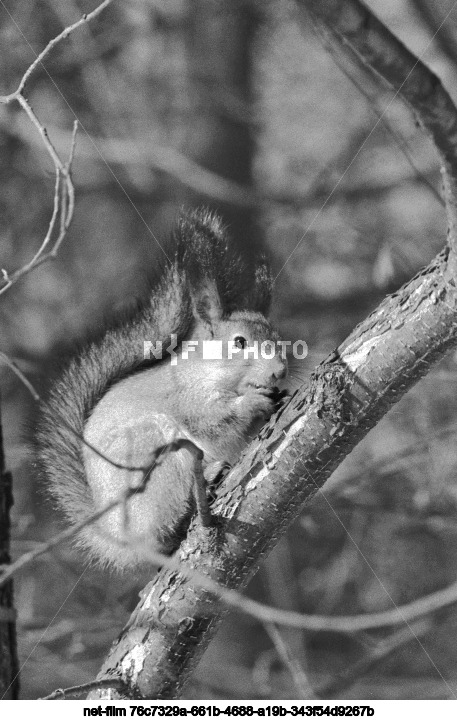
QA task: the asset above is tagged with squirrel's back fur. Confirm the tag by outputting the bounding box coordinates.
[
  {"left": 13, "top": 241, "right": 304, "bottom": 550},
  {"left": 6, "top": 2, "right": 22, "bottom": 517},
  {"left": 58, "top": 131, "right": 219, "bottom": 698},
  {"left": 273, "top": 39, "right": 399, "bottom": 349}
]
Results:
[{"left": 35, "top": 209, "right": 274, "bottom": 563}]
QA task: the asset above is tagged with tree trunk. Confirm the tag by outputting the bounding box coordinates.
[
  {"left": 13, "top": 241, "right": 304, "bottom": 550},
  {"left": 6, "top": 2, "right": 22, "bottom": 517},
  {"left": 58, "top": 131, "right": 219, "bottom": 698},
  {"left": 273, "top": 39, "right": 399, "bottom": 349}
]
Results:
[{"left": 0, "top": 397, "right": 19, "bottom": 699}]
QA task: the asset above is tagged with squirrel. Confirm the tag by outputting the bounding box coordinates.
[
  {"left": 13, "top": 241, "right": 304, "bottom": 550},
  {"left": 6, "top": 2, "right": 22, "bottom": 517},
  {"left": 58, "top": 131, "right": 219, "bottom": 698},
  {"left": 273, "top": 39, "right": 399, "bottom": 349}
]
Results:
[{"left": 36, "top": 208, "right": 287, "bottom": 570}]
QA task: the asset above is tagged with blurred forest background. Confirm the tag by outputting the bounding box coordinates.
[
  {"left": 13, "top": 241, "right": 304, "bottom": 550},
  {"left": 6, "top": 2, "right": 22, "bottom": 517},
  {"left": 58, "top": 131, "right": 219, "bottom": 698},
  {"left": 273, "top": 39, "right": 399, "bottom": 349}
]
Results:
[{"left": 2, "top": 0, "right": 457, "bottom": 701}]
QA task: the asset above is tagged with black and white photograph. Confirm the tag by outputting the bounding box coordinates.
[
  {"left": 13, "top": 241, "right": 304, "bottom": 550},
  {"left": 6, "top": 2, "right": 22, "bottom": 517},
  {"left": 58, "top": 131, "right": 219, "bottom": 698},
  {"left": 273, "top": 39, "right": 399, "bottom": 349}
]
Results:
[{"left": 1, "top": 0, "right": 457, "bottom": 707}]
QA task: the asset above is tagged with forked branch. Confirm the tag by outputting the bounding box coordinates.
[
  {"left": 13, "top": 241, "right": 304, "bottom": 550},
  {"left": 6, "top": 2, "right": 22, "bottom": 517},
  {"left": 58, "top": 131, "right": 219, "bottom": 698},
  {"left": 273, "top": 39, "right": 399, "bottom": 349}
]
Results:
[{"left": 0, "top": 0, "right": 114, "bottom": 296}]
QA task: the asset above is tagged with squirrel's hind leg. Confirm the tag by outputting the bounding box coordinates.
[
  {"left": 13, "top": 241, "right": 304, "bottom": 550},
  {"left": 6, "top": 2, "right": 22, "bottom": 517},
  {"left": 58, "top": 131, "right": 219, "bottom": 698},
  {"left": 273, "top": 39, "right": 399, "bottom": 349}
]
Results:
[{"left": 173, "top": 437, "right": 213, "bottom": 528}]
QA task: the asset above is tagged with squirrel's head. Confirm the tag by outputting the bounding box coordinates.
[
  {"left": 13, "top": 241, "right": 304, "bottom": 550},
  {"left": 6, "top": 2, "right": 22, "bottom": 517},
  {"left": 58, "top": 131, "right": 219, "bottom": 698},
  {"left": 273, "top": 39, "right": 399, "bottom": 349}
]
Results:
[{"left": 177, "top": 293, "right": 288, "bottom": 429}]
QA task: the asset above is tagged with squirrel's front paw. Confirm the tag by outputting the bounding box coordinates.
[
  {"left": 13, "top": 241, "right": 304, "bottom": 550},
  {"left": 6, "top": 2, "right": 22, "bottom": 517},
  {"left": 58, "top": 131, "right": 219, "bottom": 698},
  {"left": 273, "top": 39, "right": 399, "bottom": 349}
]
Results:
[{"left": 204, "top": 460, "right": 231, "bottom": 487}]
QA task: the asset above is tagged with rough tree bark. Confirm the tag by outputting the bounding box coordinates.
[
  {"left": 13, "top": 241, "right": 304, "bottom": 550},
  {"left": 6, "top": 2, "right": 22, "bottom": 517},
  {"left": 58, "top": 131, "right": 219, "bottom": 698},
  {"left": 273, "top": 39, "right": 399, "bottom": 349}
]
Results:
[
  {"left": 0, "top": 397, "right": 19, "bottom": 699},
  {"left": 89, "top": 0, "right": 457, "bottom": 699}
]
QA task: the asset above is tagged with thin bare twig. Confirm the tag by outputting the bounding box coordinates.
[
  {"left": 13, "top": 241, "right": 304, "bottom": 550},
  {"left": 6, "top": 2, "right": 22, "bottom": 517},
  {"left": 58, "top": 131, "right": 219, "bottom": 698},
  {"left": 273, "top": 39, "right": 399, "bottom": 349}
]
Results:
[
  {"left": 265, "top": 622, "right": 312, "bottom": 699},
  {"left": 0, "top": 105, "right": 74, "bottom": 297},
  {"left": 0, "top": 352, "right": 39, "bottom": 401},
  {"left": 1, "top": 0, "right": 114, "bottom": 102},
  {"left": 0, "top": 0, "right": 114, "bottom": 296}
]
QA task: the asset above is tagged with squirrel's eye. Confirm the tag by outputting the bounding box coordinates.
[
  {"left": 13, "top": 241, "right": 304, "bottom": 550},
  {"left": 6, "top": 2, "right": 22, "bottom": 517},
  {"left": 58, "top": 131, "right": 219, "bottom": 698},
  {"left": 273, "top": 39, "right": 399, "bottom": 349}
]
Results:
[{"left": 233, "top": 335, "right": 248, "bottom": 349}]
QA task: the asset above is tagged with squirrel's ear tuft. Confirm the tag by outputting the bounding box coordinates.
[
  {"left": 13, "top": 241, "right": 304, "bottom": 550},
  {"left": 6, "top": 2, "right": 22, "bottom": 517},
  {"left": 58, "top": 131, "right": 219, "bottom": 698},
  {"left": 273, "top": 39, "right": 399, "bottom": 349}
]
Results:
[
  {"left": 173, "top": 207, "right": 273, "bottom": 316},
  {"left": 174, "top": 208, "right": 226, "bottom": 261}
]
